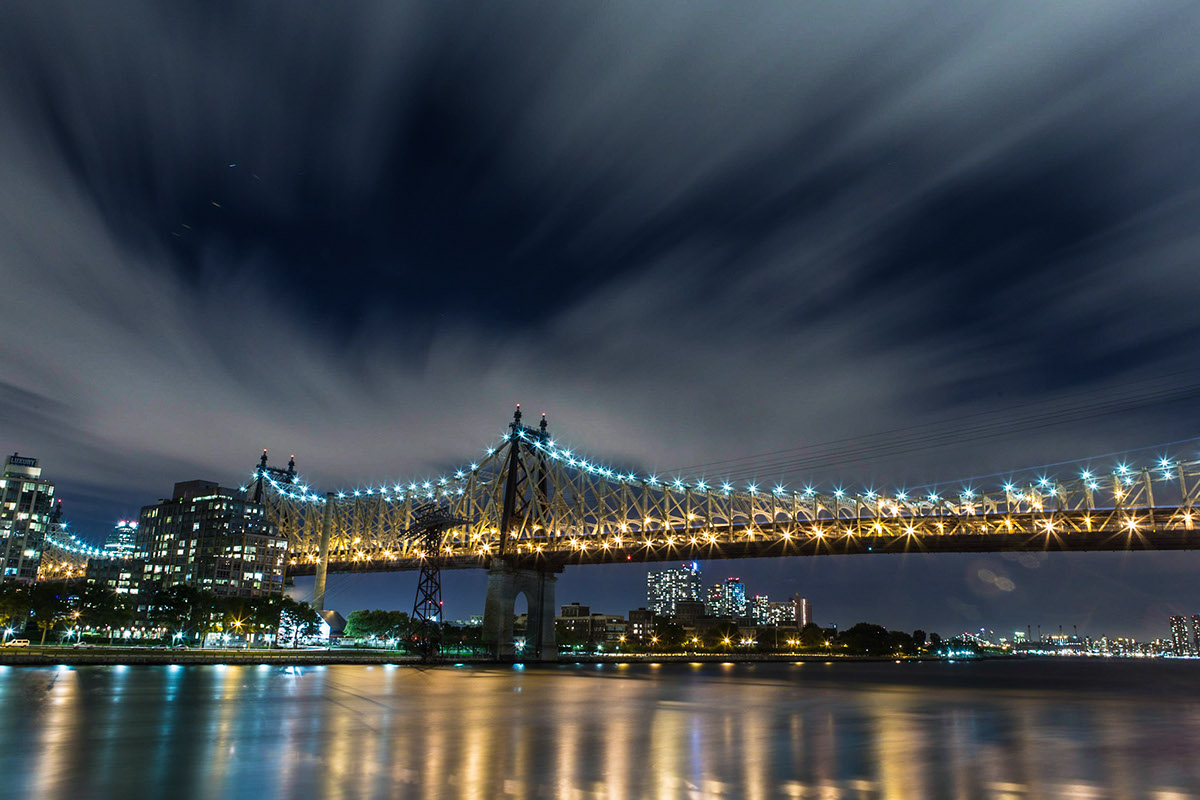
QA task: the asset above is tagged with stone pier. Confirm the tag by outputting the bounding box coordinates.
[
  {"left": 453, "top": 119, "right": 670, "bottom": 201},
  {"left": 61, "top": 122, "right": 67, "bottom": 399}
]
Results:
[{"left": 482, "top": 558, "right": 559, "bottom": 661}]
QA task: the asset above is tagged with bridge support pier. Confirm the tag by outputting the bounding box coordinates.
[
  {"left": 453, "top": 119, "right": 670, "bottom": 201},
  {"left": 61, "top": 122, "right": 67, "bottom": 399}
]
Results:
[{"left": 482, "top": 559, "right": 558, "bottom": 661}]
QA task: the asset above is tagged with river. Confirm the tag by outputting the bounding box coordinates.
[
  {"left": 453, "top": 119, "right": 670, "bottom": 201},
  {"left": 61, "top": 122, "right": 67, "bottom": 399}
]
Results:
[{"left": 1, "top": 659, "right": 1197, "bottom": 799}]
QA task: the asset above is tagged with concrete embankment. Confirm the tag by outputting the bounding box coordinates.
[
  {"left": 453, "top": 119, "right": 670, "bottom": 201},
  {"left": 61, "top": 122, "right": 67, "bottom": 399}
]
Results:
[
  {"left": 0, "top": 648, "right": 938, "bottom": 667},
  {"left": 0, "top": 647, "right": 422, "bottom": 666}
]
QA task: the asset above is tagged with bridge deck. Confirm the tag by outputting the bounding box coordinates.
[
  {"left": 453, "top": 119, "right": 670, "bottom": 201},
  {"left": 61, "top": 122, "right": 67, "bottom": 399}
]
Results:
[{"left": 286, "top": 507, "right": 1199, "bottom": 576}]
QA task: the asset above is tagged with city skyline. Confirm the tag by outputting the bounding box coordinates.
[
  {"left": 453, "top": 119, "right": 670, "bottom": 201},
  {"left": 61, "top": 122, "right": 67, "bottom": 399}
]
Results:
[{"left": 11, "top": 444, "right": 1200, "bottom": 640}]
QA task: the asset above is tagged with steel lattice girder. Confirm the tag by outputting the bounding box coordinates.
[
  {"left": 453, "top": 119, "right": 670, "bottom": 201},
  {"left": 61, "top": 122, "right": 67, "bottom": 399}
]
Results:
[{"left": 257, "top": 432, "right": 1200, "bottom": 575}]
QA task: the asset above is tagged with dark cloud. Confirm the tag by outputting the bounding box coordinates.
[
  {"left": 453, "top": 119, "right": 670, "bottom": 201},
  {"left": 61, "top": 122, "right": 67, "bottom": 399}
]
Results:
[{"left": 3, "top": 1, "right": 1200, "bottom": 637}]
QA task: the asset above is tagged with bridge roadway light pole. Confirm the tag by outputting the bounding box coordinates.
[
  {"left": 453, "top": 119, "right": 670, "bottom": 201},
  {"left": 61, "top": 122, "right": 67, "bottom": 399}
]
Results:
[{"left": 312, "top": 492, "right": 334, "bottom": 611}]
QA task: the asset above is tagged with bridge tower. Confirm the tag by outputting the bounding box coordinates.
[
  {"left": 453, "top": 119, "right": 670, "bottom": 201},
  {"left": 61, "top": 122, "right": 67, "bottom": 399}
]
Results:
[{"left": 482, "top": 405, "right": 561, "bottom": 661}]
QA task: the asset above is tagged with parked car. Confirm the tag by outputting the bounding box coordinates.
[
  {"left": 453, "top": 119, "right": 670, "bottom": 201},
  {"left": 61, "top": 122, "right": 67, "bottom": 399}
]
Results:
[
  {"left": 71, "top": 642, "right": 96, "bottom": 649},
  {"left": 4, "top": 639, "right": 29, "bottom": 647}
]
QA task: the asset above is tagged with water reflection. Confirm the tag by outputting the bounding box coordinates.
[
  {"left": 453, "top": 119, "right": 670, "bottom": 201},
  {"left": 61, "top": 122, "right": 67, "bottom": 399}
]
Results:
[{"left": 0, "top": 661, "right": 1198, "bottom": 799}]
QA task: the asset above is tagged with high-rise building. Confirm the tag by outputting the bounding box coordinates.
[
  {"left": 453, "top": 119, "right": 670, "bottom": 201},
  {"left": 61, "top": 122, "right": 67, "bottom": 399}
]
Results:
[
  {"left": 1169, "top": 615, "right": 1191, "bottom": 656},
  {"left": 1192, "top": 615, "right": 1200, "bottom": 657},
  {"left": 86, "top": 557, "right": 146, "bottom": 597},
  {"left": 794, "top": 596, "right": 813, "bottom": 627},
  {"left": 103, "top": 520, "right": 140, "bottom": 556},
  {"left": 0, "top": 453, "right": 56, "bottom": 582},
  {"left": 647, "top": 562, "right": 703, "bottom": 616},
  {"left": 706, "top": 577, "right": 747, "bottom": 618},
  {"left": 751, "top": 594, "right": 771, "bottom": 624},
  {"left": 137, "top": 479, "right": 287, "bottom": 598},
  {"left": 766, "top": 601, "right": 794, "bottom": 626}
]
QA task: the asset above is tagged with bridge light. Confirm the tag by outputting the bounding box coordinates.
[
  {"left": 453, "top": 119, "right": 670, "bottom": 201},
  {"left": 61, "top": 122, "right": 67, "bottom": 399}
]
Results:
[
  {"left": 721, "top": 482, "right": 732, "bottom": 493},
  {"left": 1003, "top": 483, "right": 1015, "bottom": 493},
  {"left": 1117, "top": 463, "right": 1129, "bottom": 474},
  {"left": 803, "top": 486, "right": 815, "bottom": 496},
  {"left": 896, "top": 491, "right": 908, "bottom": 501},
  {"left": 696, "top": 481, "right": 707, "bottom": 491},
  {"left": 1080, "top": 470, "right": 1092, "bottom": 481},
  {"left": 774, "top": 485, "right": 785, "bottom": 495},
  {"left": 1037, "top": 476, "right": 1050, "bottom": 487},
  {"left": 865, "top": 490, "right": 876, "bottom": 499},
  {"left": 747, "top": 484, "right": 758, "bottom": 494},
  {"left": 353, "top": 490, "right": 360, "bottom": 497}
]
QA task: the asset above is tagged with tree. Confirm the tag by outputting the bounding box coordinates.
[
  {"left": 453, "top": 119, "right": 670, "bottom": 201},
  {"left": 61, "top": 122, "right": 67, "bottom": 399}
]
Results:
[
  {"left": 149, "top": 584, "right": 224, "bottom": 645},
  {"left": 75, "top": 582, "right": 133, "bottom": 643},
  {"left": 0, "top": 582, "right": 31, "bottom": 635},
  {"left": 28, "top": 582, "right": 70, "bottom": 645},
  {"left": 887, "top": 629, "right": 915, "bottom": 655},
  {"left": 278, "top": 597, "right": 322, "bottom": 647},
  {"left": 345, "top": 609, "right": 410, "bottom": 645},
  {"left": 838, "top": 623, "right": 891, "bottom": 655},
  {"left": 654, "top": 620, "right": 687, "bottom": 652},
  {"left": 913, "top": 630, "right": 927, "bottom": 650},
  {"left": 556, "top": 621, "right": 585, "bottom": 651},
  {"left": 703, "top": 621, "right": 740, "bottom": 650},
  {"left": 799, "top": 623, "right": 827, "bottom": 649}
]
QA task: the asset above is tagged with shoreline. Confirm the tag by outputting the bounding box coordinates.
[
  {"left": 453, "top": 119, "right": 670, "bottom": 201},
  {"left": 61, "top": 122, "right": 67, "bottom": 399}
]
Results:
[{"left": 0, "top": 647, "right": 953, "bottom": 667}]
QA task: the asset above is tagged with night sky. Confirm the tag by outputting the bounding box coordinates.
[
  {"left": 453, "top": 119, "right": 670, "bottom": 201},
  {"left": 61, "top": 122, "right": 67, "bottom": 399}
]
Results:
[{"left": 3, "top": 2, "right": 1200, "bottom": 640}]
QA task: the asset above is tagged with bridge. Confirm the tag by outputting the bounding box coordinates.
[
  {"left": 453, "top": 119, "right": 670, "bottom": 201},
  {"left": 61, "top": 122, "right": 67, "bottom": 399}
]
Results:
[
  {"left": 40, "top": 407, "right": 1200, "bottom": 660},
  {"left": 256, "top": 407, "right": 1198, "bottom": 659}
]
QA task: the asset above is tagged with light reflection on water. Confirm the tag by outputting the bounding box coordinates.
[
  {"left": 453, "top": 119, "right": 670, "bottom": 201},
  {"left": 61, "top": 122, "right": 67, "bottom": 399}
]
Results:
[{"left": 0, "top": 660, "right": 1198, "bottom": 799}]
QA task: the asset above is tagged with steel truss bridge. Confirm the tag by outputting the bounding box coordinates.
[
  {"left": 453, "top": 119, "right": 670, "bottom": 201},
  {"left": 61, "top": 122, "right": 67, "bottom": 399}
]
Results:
[{"left": 247, "top": 408, "right": 1200, "bottom": 577}]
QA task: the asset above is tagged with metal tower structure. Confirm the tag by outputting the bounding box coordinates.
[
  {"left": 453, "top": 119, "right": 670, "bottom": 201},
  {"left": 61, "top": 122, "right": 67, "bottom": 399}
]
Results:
[
  {"left": 498, "top": 404, "right": 551, "bottom": 556},
  {"left": 252, "top": 449, "right": 296, "bottom": 503},
  {"left": 406, "top": 501, "right": 469, "bottom": 661}
]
